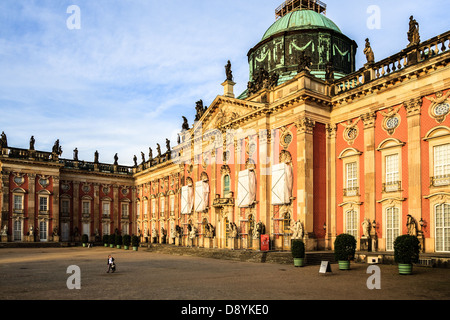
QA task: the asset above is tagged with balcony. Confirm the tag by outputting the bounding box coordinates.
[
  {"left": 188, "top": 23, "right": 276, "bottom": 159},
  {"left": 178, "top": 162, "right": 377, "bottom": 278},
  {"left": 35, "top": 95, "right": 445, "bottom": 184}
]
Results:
[
  {"left": 212, "top": 194, "right": 235, "bottom": 208},
  {"left": 382, "top": 181, "right": 402, "bottom": 193},
  {"left": 343, "top": 187, "right": 359, "bottom": 197},
  {"left": 430, "top": 174, "right": 450, "bottom": 187}
]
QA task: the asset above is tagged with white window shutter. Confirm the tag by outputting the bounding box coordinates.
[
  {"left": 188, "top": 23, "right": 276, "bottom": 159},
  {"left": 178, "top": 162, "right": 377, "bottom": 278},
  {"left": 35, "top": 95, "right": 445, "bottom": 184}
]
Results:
[
  {"left": 195, "top": 181, "right": 204, "bottom": 212},
  {"left": 181, "top": 185, "right": 193, "bottom": 214},
  {"left": 271, "top": 163, "right": 292, "bottom": 205},
  {"left": 237, "top": 170, "right": 250, "bottom": 207}
]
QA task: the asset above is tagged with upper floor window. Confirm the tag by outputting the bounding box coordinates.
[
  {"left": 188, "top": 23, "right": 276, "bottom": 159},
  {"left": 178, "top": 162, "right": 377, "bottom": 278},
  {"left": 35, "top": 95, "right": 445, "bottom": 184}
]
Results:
[
  {"left": 434, "top": 143, "right": 450, "bottom": 185},
  {"left": 82, "top": 201, "right": 90, "bottom": 215},
  {"left": 102, "top": 202, "right": 110, "bottom": 216},
  {"left": 223, "top": 174, "right": 231, "bottom": 197},
  {"left": 13, "top": 194, "right": 23, "bottom": 211},
  {"left": 121, "top": 203, "right": 129, "bottom": 217},
  {"left": 386, "top": 154, "right": 399, "bottom": 184},
  {"left": 61, "top": 199, "right": 70, "bottom": 216},
  {"left": 39, "top": 196, "right": 48, "bottom": 212}
]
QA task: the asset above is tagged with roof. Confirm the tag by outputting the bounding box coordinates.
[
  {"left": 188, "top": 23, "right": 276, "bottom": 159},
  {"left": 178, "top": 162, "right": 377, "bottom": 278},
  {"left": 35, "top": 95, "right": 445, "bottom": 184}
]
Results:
[{"left": 262, "top": 9, "right": 342, "bottom": 41}]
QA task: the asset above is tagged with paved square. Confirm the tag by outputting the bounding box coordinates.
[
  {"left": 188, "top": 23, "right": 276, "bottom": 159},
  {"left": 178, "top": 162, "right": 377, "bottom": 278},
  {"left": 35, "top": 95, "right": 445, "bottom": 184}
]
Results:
[{"left": 0, "top": 247, "right": 449, "bottom": 301}]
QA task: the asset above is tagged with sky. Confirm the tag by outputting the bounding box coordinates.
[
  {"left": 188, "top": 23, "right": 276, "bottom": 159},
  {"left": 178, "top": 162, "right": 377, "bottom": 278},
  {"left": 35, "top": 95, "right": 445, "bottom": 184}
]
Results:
[{"left": 0, "top": 0, "right": 448, "bottom": 166}]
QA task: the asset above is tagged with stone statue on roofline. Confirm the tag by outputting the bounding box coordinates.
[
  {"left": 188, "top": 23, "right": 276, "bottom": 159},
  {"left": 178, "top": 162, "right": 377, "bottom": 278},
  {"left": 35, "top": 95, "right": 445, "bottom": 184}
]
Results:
[
  {"left": 407, "top": 15, "right": 420, "bottom": 47},
  {"left": 364, "top": 38, "right": 375, "bottom": 64},
  {"left": 225, "top": 60, "right": 233, "bottom": 82},
  {"left": 0, "top": 131, "right": 7, "bottom": 148},
  {"left": 182, "top": 116, "right": 190, "bottom": 131}
]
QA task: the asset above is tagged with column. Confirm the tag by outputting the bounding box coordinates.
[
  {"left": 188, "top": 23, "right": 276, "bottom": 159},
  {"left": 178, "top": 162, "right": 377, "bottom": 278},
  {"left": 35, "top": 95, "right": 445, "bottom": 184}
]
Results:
[
  {"left": 325, "top": 124, "right": 337, "bottom": 249},
  {"left": 295, "top": 116, "right": 316, "bottom": 250}
]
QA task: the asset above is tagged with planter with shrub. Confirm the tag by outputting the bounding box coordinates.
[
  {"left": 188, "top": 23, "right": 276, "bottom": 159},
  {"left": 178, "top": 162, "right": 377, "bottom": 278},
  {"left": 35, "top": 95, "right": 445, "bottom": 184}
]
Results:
[
  {"left": 334, "top": 233, "right": 356, "bottom": 270},
  {"left": 115, "top": 234, "right": 123, "bottom": 249},
  {"left": 123, "top": 234, "right": 131, "bottom": 250},
  {"left": 291, "top": 239, "right": 305, "bottom": 267},
  {"left": 82, "top": 234, "right": 89, "bottom": 247},
  {"left": 132, "top": 235, "right": 140, "bottom": 251},
  {"left": 103, "top": 234, "right": 109, "bottom": 247},
  {"left": 109, "top": 234, "right": 115, "bottom": 248},
  {"left": 394, "top": 234, "right": 420, "bottom": 275}
]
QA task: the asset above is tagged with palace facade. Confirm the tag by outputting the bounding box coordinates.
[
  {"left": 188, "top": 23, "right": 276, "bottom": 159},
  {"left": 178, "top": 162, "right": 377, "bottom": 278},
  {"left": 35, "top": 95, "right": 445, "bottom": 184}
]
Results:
[{"left": 1, "top": 1, "right": 450, "bottom": 254}]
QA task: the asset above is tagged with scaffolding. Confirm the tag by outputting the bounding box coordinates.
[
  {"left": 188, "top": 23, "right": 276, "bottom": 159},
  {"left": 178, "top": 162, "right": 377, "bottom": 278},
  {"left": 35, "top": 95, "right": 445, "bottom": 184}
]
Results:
[{"left": 275, "top": 0, "right": 327, "bottom": 20}]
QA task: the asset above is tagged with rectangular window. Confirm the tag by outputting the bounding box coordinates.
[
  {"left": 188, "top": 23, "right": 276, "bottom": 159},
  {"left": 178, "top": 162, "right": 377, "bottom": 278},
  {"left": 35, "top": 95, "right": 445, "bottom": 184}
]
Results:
[
  {"left": 160, "top": 197, "right": 165, "bottom": 215},
  {"left": 170, "top": 196, "right": 175, "bottom": 215},
  {"left": 61, "top": 199, "right": 70, "bottom": 215},
  {"left": 13, "top": 195, "right": 23, "bottom": 211},
  {"left": 82, "top": 201, "right": 90, "bottom": 215},
  {"left": 136, "top": 202, "right": 140, "bottom": 218},
  {"left": 39, "top": 197, "right": 48, "bottom": 212},
  {"left": 434, "top": 144, "right": 450, "bottom": 186},
  {"left": 386, "top": 154, "right": 399, "bottom": 184},
  {"left": 122, "top": 203, "right": 129, "bottom": 217},
  {"left": 102, "top": 202, "right": 110, "bottom": 216},
  {"left": 346, "top": 162, "right": 358, "bottom": 188}
]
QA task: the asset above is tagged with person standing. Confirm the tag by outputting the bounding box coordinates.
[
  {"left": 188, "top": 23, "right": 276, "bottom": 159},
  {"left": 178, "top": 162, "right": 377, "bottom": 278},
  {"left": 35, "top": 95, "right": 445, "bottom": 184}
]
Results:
[{"left": 107, "top": 255, "right": 115, "bottom": 273}]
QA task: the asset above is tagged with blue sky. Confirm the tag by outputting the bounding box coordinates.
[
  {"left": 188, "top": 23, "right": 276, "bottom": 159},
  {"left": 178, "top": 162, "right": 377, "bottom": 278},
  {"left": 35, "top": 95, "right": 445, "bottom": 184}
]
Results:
[{"left": 0, "top": 0, "right": 448, "bottom": 166}]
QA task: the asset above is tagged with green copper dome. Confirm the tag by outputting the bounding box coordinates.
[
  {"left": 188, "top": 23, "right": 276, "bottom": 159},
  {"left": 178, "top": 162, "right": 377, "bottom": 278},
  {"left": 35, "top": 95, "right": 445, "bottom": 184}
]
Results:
[{"left": 262, "top": 10, "right": 342, "bottom": 41}]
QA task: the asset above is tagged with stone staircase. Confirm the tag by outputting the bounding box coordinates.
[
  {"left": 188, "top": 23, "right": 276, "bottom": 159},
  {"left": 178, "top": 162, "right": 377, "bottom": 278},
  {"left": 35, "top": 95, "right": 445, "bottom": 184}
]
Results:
[{"left": 144, "top": 244, "right": 336, "bottom": 266}]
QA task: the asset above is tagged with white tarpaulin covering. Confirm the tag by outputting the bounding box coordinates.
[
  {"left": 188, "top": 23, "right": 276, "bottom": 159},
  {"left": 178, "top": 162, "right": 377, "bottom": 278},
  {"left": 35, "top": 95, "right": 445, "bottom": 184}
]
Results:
[
  {"left": 195, "top": 180, "right": 209, "bottom": 212},
  {"left": 181, "top": 185, "right": 193, "bottom": 214},
  {"left": 271, "top": 163, "right": 293, "bottom": 205},
  {"left": 237, "top": 169, "right": 257, "bottom": 207}
]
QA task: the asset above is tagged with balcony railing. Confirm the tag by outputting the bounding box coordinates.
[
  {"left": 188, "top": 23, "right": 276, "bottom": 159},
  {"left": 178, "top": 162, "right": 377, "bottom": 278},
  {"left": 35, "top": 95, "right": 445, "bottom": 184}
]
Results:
[
  {"left": 430, "top": 174, "right": 450, "bottom": 187},
  {"left": 334, "top": 31, "right": 450, "bottom": 96},
  {"left": 382, "top": 181, "right": 402, "bottom": 193},
  {"left": 343, "top": 187, "right": 359, "bottom": 197}
]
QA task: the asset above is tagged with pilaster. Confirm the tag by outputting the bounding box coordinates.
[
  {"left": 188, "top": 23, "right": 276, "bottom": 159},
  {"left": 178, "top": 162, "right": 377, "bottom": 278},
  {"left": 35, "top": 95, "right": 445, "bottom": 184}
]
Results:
[
  {"left": 295, "top": 116, "right": 316, "bottom": 250},
  {"left": 361, "top": 111, "right": 377, "bottom": 225},
  {"left": 405, "top": 97, "right": 423, "bottom": 224}
]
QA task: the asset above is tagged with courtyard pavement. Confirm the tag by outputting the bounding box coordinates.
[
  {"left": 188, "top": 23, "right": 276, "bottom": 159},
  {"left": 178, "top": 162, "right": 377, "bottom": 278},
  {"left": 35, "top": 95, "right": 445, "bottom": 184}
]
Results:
[{"left": 0, "top": 246, "right": 448, "bottom": 315}]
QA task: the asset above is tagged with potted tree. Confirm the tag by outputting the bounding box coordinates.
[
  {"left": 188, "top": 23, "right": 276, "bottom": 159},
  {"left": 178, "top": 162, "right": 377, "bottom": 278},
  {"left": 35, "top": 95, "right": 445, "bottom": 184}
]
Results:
[
  {"left": 109, "top": 234, "right": 115, "bottom": 248},
  {"left": 334, "top": 233, "right": 356, "bottom": 270},
  {"left": 103, "top": 234, "right": 109, "bottom": 247},
  {"left": 82, "top": 234, "right": 89, "bottom": 247},
  {"left": 115, "top": 234, "right": 123, "bottom": 249},
  {"left": 394, "top": 234, "right": 420, "bottom": 275},
  {"left": 123, "top": 234, "right": 131, "bottom": 250},
  {"left": 132, "top": 235, "right": 140, "bottom": 251},
  {"left": 291, "top": 239, "right": 305, "bottom": 267}
]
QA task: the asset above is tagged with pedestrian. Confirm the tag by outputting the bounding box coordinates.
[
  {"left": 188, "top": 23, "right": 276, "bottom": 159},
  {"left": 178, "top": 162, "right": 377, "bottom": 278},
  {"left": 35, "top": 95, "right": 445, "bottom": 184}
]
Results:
[{"left": 107, "top": 255, "right": 116, "bottom": 273}]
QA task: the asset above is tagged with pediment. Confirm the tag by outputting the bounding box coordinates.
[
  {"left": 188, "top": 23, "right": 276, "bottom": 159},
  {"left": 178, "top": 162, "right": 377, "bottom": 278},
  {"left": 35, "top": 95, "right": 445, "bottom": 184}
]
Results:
[{"left": 194, "top": 96, "right": 266, "bottom": 133}]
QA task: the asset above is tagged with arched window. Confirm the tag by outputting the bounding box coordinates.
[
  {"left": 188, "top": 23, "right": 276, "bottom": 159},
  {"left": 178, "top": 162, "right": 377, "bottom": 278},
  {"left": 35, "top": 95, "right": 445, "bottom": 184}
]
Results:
[
  {"left": 345, "top": 210, "right": 358, "bottom": 238},
  {"left": 386, "top": 206, "right": 400, "bottom": 251},
  {"left": 223, "top": 174, "right": 231, "bottom": 197},
  {"left": 435, "top": 203, "right": 450, "bottom": 252}
]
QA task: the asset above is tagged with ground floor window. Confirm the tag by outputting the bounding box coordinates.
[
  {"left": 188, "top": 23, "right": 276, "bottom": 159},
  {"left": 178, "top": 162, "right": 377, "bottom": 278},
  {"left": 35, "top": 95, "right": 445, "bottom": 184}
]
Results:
[
  {"left": 13, "top": 220, "right": 22, "bottom": 241},
  {"left": 345, "top": 210, "right": 358, "bottom": 239},
  {"left": 61, "top": 223, "right": 70, "bottom": 242},
  {"left": 386, "top": 207, "right": 400, "bottom": 251},
  {"left": 435, "top": 203, "right": 450, "bottom": 252},
  {"left": 39, "top": 221, "right": 48, "bottom": 242}
]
